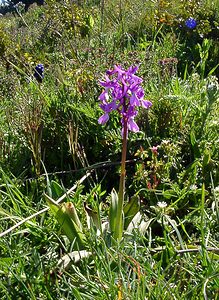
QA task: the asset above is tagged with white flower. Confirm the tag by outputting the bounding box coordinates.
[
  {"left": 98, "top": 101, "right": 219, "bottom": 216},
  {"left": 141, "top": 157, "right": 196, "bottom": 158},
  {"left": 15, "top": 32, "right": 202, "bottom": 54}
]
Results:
[
  {"left": 190, "top": 184, "right": 197, "bottom": 190},
  {"left": 214, "top": 186, "right": 219, "bottom": 193},
  {"left": 157, "top": 201, "right": 167, "bottom": 208},
  {"left": 161, "top": 139, "right": 170, "bottom": 145}
]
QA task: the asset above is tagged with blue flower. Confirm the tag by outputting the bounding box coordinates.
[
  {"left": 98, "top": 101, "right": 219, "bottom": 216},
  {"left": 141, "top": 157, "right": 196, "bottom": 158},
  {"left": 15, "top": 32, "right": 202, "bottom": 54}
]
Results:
[
  {"left": 34, "top": 64, "right": 44, "bottom": 83},
  {"left": 185, "top": 17, "right": 197, "bottom": 30}
]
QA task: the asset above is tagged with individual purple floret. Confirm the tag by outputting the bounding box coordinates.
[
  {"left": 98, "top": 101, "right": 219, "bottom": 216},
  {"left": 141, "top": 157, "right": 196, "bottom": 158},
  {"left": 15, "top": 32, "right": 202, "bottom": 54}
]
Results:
[
  {"left": 34, "top": 63, "right": 44, "bottom": 83},
  {"left": 98, "top": 65, "right": 152, "bottom": 133},
  {"left": 185, "top": 17, "right": 197, "bottom": 29}
]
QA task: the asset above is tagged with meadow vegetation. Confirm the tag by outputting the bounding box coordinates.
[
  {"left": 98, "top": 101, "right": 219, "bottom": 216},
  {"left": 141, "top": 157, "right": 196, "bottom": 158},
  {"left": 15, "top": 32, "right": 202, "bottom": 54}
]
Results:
[{"left": 0, "top": 0, "right": 219, "bottom": 299}]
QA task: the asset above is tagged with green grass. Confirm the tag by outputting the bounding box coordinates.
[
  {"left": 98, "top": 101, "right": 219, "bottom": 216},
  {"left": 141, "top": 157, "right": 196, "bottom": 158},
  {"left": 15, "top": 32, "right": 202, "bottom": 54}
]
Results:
[{"left": 0, "top": 0, "right": 219, "bottom": 299}]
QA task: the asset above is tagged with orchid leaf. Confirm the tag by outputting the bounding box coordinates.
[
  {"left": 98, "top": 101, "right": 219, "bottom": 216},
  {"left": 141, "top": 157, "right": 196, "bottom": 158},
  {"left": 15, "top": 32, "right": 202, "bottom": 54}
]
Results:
[
  {"left": 63, "top": 202, "right": 83, "bottom": 232},
  {"left": 45, "top": 195, "right": 86, "bottom": 249},
  {"left": 123, "top": 195, "right": 140, "bottom": 230},
  {"left": 109, "top": 188, "right": 119, "bottom": 237}
]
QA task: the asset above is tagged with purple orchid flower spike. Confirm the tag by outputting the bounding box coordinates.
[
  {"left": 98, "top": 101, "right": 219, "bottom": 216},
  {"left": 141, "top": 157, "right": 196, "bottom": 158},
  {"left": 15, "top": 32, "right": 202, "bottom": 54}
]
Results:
[
  {"left": 98, "top": 65, "right": 152, "bottom": 241},
  {"left": 98, "top": 65, "right": 152, "bottom": 134}
]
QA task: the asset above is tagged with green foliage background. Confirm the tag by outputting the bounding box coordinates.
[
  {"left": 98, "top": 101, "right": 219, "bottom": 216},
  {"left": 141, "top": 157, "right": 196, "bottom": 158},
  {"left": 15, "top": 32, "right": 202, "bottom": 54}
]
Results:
[{"left": 0, "top": 0, "right": 219, "bottom": 299}]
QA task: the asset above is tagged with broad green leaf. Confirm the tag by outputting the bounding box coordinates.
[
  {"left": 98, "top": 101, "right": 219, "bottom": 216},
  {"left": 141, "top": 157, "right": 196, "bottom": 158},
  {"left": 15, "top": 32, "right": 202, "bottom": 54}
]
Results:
[
  {"left": 123, "top": 196, "right": 140, "bottom": 230},
  {"left": 109, "top": 188, "right": 118, "bottom": 236},
  {"left": 63, "top": 202, "right": 83, "bottom": 232},
  {"left": 57, "top": 204, "right": 86, "bottom": 248},
  {"left": 51, "top": 180, "right": 64, "bottom": 199},
  {"left": 46, "top": 195, "right": 86, "bottom": 249}
]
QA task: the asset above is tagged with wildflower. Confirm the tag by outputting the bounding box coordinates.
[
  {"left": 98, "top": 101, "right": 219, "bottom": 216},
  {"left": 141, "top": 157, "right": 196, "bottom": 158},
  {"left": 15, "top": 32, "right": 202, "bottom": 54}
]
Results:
[
  {"left": 98, "top": 65, "right": 152, "bottom": 133},
  {"left": 151, "top": 146, "right": 158, "bottom": 156},
  {"left": 34, "top": 63, "right": 44, "bottom": 83},
  {"left": 190, "top": 184, "right": 197, "bottom": 191},
  {"left": 157, "top": 201, "right": 167, "bottom": 208},
  {"left": 161, "top": 139, "right": 170, "bottom": 145},
  {"left": 185, "top": 17, "right": 197, "bottom": 30}
]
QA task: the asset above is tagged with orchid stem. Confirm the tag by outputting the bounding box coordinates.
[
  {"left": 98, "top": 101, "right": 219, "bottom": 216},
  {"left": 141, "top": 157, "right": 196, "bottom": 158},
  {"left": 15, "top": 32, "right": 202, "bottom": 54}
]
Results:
[{"left": 116, "top": 119, "right": 128, "bottom": 241}]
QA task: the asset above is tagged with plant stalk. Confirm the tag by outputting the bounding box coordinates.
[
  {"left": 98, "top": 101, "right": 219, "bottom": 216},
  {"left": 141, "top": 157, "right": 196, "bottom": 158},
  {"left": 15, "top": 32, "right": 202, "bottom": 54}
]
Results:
[{"left": 115, "top": 119, "right": 128, "bottom": 241}]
